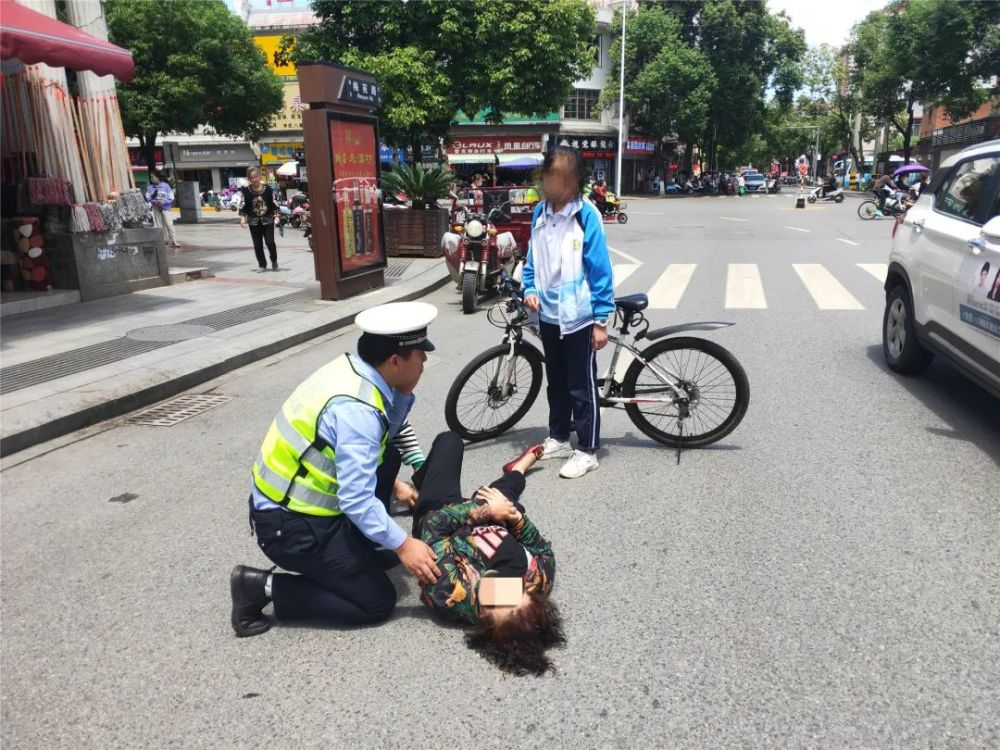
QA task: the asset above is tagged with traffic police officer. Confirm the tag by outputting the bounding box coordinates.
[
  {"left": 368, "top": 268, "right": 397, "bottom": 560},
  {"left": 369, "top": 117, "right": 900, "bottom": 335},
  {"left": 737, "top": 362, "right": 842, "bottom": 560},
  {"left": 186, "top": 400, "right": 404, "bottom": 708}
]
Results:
[{"left": 231, "top": 302, "right": 441, "bottom": 636}]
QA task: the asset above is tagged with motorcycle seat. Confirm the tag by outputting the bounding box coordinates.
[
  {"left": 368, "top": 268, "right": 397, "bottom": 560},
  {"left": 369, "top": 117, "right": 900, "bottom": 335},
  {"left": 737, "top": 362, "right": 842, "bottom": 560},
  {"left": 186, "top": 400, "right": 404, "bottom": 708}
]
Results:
[{"left": 615, "top": 293, "right": 648, "bottom": 312}]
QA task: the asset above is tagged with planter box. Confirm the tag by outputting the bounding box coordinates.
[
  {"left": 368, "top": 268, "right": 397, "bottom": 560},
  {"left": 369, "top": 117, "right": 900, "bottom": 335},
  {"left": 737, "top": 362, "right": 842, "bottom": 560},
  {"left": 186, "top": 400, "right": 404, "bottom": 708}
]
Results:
[{"left": 383, "top": 207, "right": 448, "bottom": 258}]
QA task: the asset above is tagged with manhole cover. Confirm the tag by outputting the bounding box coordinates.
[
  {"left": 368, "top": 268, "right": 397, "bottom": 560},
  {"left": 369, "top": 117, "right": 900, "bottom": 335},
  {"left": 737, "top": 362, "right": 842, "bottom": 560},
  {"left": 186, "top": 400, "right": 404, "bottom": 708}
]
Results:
[
  {"left": 126, "top": 324, "right": 215, "bottom": 342},
  {"left": 129, "top": 394, "right": 232, "bottom": 426}
]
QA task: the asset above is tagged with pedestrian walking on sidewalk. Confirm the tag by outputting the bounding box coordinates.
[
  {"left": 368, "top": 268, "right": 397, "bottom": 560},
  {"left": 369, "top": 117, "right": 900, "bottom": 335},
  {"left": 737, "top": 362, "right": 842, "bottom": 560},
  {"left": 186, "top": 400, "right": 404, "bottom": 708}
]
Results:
[
  {"left": 145, "top": 171, "right": 179, "bottom": 249},
  {"left": 239, "top": 167, "right": 280, "bottom": 272},
  {"left": 521, "top": 146, "right": 616, "bottom": 480}
]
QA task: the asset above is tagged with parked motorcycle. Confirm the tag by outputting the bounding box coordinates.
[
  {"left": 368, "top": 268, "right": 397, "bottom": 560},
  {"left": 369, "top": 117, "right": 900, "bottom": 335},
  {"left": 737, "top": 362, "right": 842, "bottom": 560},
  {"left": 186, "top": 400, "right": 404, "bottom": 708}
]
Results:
[
  {"left": 290, "top": 201, "right": 309, "bottom": 229},
  {"left": 441, "top": 203, "right": 519, "bottom": 314},
  {"left": 807, "top": 184, "right": 845, "bottom": 204}
]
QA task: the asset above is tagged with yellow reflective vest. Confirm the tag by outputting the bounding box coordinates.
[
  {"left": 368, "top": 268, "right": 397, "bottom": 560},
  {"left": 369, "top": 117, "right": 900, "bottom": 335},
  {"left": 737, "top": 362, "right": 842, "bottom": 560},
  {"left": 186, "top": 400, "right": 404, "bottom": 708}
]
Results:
[{"left": 252, "top": 354, "right": 388, "bottom": 516}]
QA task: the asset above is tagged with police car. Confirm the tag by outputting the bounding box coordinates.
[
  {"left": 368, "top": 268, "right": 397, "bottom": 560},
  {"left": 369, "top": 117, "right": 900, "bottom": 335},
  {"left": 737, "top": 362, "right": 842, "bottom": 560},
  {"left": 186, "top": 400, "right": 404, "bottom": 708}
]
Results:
[{"left": 882, "top": 139, "right": 1000, "bottom": 397}]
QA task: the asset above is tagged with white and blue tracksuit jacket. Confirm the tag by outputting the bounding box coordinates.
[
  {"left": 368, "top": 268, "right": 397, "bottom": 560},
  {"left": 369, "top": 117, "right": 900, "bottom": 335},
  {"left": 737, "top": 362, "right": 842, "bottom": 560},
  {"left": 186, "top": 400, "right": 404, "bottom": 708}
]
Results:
[{"left": 521, "top": 198, "right": 616, "bottom": 336}]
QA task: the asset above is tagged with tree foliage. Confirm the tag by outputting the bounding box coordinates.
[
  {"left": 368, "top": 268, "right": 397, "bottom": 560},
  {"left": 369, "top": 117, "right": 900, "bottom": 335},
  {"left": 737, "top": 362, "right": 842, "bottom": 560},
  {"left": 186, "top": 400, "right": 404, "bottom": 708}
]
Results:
[
  {"left": 282, "top": 0, "right": 596, "bottom": 151},
  {"left": 605, "top": 0, "right": 805, "bottom": 170},
  {"left": 106, "top": 0, "right": 283, "bottom": 170},
  {"left": 599, "top": 5, "right": 715, "bottom": 149},
  {"left": 849, "top": 0, "right": 1000, "bottom": 163}
]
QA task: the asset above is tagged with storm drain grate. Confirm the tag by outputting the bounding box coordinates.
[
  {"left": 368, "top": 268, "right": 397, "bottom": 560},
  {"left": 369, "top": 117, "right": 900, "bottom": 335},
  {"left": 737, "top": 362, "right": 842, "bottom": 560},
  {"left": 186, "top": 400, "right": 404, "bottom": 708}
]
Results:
[
  {"left": 129, "top": 393, "right": 232, "bottom": 426},
  {"left": 385, "top": 259, "right": 412, "bottom": 279},
  {"left": 0, "top": 338, "right": 165, "bottom": 395},
  {"left": 1, "top": 290, "right": 317, "bottom": 394},
  {"left": 183, "top": 290, "right": 316, "bottom": 331}
]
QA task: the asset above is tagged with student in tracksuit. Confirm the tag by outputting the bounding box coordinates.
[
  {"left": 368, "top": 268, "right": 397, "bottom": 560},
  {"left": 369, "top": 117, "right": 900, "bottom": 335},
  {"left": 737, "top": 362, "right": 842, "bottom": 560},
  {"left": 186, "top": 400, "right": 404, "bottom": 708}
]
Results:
[{"left": 521, "top": 146, "right": 616, "bottom": 479}]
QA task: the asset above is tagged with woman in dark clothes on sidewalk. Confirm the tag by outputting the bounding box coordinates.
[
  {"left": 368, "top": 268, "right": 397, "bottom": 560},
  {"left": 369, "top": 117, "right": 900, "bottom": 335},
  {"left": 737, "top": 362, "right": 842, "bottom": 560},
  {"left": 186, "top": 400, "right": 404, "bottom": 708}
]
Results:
[
  {"left": 408, "top": 432, "right": 564, "bottom": 676},
  {"left": 239, "top": 168, "right": 280, "bottom": 271}
]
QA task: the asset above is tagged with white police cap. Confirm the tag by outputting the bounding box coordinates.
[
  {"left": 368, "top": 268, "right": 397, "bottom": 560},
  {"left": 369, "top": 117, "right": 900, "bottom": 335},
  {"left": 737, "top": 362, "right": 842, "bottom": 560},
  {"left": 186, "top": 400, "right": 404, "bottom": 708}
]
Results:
[{"left": 355, "top": 301, "right": 438, "bottom": 351}]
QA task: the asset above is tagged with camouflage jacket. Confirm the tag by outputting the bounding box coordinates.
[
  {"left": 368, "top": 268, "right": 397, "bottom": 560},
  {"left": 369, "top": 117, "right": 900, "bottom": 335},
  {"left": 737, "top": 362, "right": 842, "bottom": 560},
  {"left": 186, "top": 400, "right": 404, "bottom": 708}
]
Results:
[{"left": 418, "top": 500, "right": 555, "bottom": 624}]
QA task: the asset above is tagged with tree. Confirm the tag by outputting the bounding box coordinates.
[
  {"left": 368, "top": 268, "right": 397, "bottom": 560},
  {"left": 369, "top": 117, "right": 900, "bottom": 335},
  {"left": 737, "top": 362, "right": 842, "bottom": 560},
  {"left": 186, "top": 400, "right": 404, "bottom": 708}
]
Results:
[
  {"left": 850, "top": 0, "right": 1000, "bottom": 164},
  {"left": 659, "top": 0, "right": 806, "bottom": 169},
  {"left": 599, "top": 5, "right": 716, "bottom": 157},
  {"left": 106, "top": 0, "right": 283, "bottom": 171},
  {"left": 282, "top": 0, "right": 596, "bottom": 154}
]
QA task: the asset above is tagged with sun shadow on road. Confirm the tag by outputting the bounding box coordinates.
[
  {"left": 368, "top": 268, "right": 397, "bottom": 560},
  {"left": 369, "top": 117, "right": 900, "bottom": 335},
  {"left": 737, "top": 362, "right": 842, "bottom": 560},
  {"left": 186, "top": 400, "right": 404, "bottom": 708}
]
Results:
[{"left": 864, "top": 344, "right": 1000, "bottom": 467}]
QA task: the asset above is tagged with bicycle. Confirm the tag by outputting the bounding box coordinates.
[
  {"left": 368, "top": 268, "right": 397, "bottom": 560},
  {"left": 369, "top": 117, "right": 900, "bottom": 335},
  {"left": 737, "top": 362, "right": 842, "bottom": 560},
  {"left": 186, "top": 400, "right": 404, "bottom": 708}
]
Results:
[{"left": 443, "top": 271, "right": 751, "bottom": 462}]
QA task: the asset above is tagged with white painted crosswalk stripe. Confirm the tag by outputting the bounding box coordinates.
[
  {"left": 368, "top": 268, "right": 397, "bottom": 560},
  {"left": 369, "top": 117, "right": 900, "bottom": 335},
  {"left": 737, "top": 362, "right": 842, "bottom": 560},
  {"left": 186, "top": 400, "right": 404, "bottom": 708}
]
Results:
[
  {"left": 647, "top": 264, "right": 696, "bottom": 309},
  {"left": 792, "top": 263, "right": 864, "bottom": 310},
  {"left": 725, "top": 264, "right": 768, "bottom": 308},
  {"left": 857, "top": 263, "right": 888, "bottom": 281},
  {"left": 613, "top": 263, "right": 641, "bottom": 287}
]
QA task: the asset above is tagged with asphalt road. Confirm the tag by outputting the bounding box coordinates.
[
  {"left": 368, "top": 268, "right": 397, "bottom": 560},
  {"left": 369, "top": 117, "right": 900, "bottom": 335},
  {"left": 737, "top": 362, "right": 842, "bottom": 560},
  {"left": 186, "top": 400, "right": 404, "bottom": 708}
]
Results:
[{"left": 2, "top": 193, "right": 998, "bottom": 748}]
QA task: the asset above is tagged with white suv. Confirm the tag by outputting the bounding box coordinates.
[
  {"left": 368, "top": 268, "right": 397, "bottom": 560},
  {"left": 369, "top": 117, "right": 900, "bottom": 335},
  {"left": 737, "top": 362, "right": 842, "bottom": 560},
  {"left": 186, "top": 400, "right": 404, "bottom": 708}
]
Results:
[{"left": 883, "top": 139, "right": 1000, "bottom": 397}]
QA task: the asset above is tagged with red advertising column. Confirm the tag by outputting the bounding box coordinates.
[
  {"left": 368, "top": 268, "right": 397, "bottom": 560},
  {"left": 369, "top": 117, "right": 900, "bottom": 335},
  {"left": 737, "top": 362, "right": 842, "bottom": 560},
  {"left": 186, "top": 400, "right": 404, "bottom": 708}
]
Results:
[{"left": 299, "top": 63, "right": 386, "bottom": 300}]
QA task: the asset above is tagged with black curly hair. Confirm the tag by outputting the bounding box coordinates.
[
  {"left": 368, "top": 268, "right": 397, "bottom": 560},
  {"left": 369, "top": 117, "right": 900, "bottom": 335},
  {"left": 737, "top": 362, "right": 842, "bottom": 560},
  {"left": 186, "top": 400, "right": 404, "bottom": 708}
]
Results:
[{"left": 464, "top": 592, "right": 566, "bottom": 676}]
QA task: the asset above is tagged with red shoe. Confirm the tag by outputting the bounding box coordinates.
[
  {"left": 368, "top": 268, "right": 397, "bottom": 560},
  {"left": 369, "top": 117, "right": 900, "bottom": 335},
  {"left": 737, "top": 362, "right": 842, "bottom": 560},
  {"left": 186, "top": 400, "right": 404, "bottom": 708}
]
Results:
[{"left": 502, "top": 444, "right": 544, "bottom": 474}]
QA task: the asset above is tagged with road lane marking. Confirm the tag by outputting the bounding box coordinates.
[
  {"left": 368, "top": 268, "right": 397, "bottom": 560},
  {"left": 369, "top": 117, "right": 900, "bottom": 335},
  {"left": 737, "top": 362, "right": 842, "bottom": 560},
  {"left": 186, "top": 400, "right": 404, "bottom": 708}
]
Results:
[
  {"left": 647, "top": 264, "right": 696, "bottom": 309},
  {"left": 837, "top": 238, "right": 860, "bottom": 246},
  {"left": 608, "top": 245, "right": 642, "bottom": 264},
  {"left": 613, "top": 263, "right": 641, "bottom": 287},
  {"left": 718, "top": 216, "right": 748, "bottom": 222},
  {"left": 793, "top": 264, "right": 864, "bottom": 310},
  {"left": 785, "top": 226, "right": 811, "bottom": 233},
  {"left": 725, "top": 264, "right": 767, "bottom": 308},
  {"left": 857, "top": 263, "right": 888, "bottom": 281}
]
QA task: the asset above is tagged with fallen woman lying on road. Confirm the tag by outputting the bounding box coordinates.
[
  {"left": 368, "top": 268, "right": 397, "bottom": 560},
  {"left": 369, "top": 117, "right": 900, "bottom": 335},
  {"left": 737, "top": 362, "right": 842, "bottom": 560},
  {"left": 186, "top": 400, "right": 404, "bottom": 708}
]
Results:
[{"left": 405, "top": 431, "right": 564, "bottom": 676}]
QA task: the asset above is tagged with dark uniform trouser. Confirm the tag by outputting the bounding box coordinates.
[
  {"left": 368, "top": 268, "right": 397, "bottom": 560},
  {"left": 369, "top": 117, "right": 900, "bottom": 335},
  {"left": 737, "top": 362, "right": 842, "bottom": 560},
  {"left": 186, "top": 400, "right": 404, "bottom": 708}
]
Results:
[
  {"left": 411, "top": 432, "right": 527, "bottom": 538},
  {"left": 250, "top": 446, "right": 402, "bottom": 625}
]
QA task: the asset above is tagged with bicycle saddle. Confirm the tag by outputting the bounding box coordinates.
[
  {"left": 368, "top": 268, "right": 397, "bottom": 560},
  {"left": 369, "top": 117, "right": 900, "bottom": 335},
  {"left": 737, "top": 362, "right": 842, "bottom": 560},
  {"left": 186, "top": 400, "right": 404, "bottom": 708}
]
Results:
[{"left": 615, "top": 293, "right": 649, "bottom": 312}]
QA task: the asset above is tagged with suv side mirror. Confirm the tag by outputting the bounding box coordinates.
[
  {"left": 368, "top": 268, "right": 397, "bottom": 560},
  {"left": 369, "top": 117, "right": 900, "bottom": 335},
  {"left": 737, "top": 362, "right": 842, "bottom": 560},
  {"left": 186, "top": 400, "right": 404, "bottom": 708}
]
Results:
[{"left": 981, "top": 215, "right": 1000, "bottom": 247}]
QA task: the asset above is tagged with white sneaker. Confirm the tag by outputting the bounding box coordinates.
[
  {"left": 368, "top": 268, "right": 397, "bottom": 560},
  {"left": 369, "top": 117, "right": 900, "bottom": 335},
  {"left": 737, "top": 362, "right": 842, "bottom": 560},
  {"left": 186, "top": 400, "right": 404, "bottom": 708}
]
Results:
[
  {"left": 540, "top": 438, "right": 573, "bottom": 460},
  {"left": 559, "top": 450, "right": 599, "bottom": 479}
]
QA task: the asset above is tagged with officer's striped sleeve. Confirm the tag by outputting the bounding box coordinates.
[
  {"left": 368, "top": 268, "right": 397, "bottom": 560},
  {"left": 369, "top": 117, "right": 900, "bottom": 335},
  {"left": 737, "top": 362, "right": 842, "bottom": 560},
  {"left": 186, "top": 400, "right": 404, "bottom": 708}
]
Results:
[{"left": 391, "top": 422, "right": 425, "bottom": 468}]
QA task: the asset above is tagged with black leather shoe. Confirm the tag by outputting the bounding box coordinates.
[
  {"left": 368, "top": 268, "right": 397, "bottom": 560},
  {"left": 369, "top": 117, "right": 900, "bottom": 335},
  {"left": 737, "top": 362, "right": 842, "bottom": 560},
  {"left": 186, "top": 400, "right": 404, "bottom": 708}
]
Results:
[{"left": 230, "top": 565, "right": 272, "bottom": 637}]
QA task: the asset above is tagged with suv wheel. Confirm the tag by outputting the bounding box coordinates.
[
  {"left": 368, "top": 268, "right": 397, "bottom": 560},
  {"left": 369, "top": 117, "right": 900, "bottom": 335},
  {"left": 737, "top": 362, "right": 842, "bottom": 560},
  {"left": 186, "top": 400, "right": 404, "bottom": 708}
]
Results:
[{"left": 883, "top": 284, "right": 933, "bottom": 373}]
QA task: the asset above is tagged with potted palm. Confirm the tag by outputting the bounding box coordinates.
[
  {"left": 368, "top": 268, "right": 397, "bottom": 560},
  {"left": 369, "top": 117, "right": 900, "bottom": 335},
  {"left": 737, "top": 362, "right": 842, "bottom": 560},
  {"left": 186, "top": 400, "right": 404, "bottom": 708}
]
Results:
[{"left": 381, "top": 163, "right": 452, "bottom": 257}]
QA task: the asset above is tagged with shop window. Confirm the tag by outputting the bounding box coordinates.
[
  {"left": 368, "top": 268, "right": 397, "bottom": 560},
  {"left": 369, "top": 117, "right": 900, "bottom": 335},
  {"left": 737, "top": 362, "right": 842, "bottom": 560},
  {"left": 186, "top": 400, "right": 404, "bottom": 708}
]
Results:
[{"left": 565, "top": 88, "right": 601, "bottom": 121}]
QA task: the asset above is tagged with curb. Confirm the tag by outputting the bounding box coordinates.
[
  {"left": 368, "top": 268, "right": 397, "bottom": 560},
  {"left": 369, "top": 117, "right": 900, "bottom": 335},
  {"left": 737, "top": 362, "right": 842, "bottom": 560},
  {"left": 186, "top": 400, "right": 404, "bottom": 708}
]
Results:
[{"left": 0, "top": 271, "right": 451, "bottom": 457}]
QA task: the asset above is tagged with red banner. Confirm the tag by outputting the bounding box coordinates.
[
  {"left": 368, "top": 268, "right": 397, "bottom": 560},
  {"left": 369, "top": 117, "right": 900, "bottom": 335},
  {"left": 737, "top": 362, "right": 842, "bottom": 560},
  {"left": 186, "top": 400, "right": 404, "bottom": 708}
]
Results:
[{"left": 330, "top": 119, "right": 383, "bottom": 275}]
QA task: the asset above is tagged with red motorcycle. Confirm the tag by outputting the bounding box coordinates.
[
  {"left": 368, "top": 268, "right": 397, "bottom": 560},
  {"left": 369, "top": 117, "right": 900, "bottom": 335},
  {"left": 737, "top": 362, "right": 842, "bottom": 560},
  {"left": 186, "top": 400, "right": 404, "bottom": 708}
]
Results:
[{"left": 441, "top": 202, "right": 519, "bottom": 314}]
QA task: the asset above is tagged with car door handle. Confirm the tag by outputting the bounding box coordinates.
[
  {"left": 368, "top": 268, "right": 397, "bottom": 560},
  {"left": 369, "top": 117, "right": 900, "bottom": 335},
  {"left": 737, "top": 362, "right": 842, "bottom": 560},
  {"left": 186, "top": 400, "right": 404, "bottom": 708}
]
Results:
[
  {"left": 967, "top": 236, "right": 986, "bottom": 254},
  {"left": 911, "top": 218, "right": 925, "bottom": 233}
]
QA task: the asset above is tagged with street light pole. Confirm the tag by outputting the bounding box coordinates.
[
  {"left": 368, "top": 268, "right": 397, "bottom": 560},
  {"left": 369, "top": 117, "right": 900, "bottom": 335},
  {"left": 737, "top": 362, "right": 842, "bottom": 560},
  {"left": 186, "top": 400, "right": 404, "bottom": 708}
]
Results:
[
  {"left": 813, "top": 126, "right": 819, "bottom": 184},
  {"left": 615, "top": 0, "right": 626, "bottom": 197}
]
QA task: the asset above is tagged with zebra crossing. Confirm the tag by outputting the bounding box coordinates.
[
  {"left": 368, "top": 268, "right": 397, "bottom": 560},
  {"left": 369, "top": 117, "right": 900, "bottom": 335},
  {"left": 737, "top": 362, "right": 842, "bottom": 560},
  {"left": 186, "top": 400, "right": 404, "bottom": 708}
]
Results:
[{"left": 611, "top": 262, "right": 889, "bottom": 311}]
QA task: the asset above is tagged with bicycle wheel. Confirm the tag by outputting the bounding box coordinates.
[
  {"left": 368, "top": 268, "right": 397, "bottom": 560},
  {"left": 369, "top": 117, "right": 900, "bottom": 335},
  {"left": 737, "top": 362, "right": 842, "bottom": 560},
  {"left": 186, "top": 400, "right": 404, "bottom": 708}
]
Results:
[
  {"left": 621, "top": 336, "right": 749, "bottom": 448},
  {"left": 444, "top": 343, "right": 544, "bottom": 442},
  {"left": 858, "top": 201, "right": 878, "bottom": 220}
]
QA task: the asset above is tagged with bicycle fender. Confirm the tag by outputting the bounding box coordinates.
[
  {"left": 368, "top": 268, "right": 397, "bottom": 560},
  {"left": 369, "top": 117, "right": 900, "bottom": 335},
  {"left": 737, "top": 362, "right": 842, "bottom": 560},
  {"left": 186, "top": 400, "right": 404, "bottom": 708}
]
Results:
[{"left": 643, "top": 321, "right": 734, "bottom": 340}]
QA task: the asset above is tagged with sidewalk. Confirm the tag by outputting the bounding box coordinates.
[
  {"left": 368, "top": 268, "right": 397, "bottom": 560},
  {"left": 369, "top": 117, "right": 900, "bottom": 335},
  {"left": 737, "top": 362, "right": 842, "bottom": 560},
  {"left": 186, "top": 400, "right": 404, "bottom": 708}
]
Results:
[{"left": 0, "top": 215, "right": 449, "bottom": 455}]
